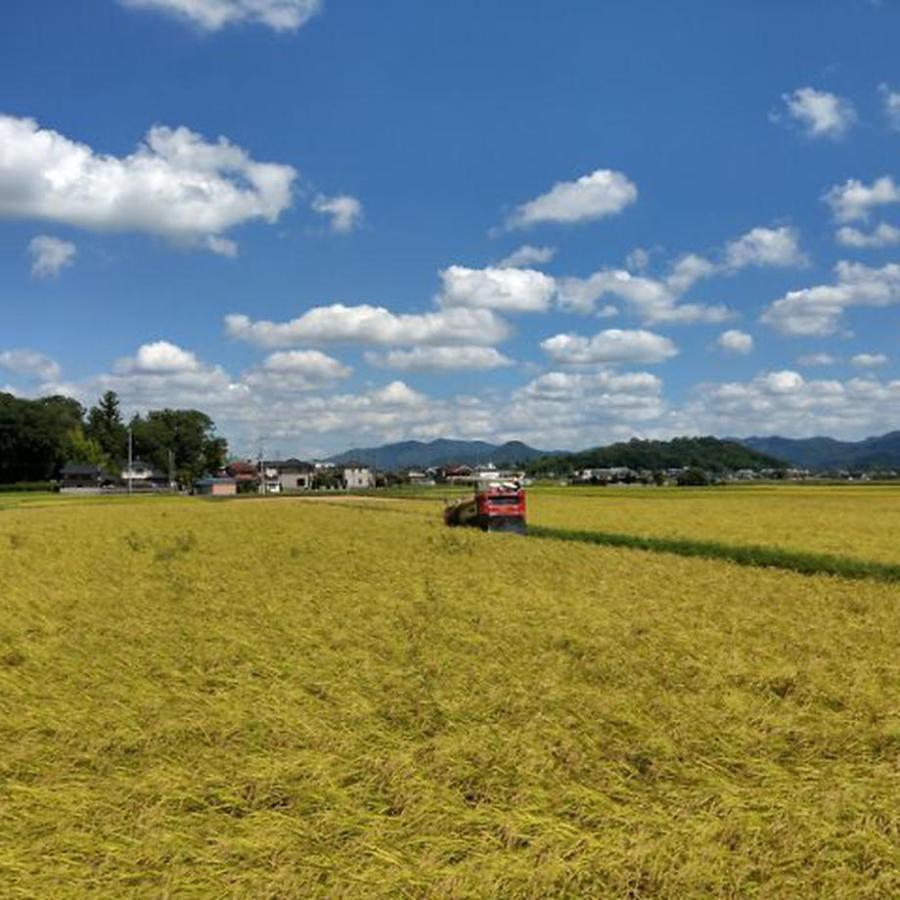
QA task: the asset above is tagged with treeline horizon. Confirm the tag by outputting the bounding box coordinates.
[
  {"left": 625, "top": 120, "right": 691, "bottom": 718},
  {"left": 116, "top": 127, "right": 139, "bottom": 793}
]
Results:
[{"left": 0, "top": 390, "right": 227, "bottom": 486}]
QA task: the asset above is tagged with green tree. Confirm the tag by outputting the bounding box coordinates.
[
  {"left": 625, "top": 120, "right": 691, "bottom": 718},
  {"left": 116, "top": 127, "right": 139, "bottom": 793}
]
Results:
[
  {"left": 86, "top": 391, "right": 128, "bottom": 465},
  {"left": 131, "top": 409, "right": 227, "bottom": 486},
  {"left": 0, "top": 393, "right": 86, "bottom": 483}
]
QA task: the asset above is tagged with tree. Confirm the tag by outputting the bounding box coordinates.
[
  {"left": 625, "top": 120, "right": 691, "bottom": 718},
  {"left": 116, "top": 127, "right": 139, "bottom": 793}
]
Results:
[
  {"left": 0, "top": 393, "right": 85, "bottom": 482},
  {"left": 676, "top": 467, "right": 710, "bottom": 487},
  {"left": 86, "top": 391, "right": 128, "bottom": 465},
  {"left": 131, "top": 409, "right": 228, "bottom": 486}
]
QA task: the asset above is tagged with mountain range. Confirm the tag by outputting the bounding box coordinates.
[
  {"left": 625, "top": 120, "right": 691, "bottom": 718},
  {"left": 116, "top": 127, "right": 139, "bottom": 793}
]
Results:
[
  {"left": 325, "top": 432, "right": 900, "bottom": 472},
  {"left": 740, "top": 432, "right": 900, "bottom": 471},
  {"left": 325, "top": 439, "right": 553, "bottom": 470}
]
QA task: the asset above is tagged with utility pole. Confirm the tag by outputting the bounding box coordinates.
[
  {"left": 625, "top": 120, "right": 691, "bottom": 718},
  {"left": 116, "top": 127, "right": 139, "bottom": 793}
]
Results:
[
  {"left": 168, "top": 448, "right": 175, "bottom": 492},
  {"left": 127, "top": 426, "right": 133, "bottom": 496},
  {"left": 258, "top": 437, "right": 266, "bottom": 495}
]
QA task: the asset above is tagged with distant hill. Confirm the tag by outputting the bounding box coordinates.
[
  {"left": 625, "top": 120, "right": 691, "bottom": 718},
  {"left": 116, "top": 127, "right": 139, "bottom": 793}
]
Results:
[
  {"left": 325, "top": 439, "right": 554, "bottom": 470},
  {"left": 527, "top": 436, "right": 785, "bottom": 476},
  {"left": 741, "top": 431, "right": 900, "bottom": 471}
]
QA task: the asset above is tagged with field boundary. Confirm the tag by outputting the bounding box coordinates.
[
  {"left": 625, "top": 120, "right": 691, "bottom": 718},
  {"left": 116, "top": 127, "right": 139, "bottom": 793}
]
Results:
[{"left": 528, "top": 525, "right": 900, "bottom": 584}]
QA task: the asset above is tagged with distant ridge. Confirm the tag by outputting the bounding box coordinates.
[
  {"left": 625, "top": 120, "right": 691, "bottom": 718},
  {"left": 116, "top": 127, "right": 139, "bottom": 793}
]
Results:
[
  {"left": 740, "top": 431, "right": 900, "bottom": 471},
  {"left": 325, "top": 439, "right": 554, "bottom": 470}
]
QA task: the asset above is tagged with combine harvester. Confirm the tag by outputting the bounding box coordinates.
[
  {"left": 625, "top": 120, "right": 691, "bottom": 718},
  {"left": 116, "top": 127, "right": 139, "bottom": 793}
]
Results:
[{"left": 443, "top": 477, "right": 527, "bottom": 535}]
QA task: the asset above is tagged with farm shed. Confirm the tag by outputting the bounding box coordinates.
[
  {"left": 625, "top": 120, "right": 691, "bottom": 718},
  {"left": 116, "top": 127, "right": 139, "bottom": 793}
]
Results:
[{"left": 193, "top": 477, "right": 237, "bottom": 497}]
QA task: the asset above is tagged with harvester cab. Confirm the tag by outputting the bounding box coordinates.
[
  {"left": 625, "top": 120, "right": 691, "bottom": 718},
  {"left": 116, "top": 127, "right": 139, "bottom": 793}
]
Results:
[{"left": 443, "top": 477, "right": 527, "bottom": 534}]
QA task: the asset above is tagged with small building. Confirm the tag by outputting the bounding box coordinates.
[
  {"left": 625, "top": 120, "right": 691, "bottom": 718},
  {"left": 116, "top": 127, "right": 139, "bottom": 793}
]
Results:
[
  {"left": 193, "top": 477, "right": 237, "bottom": 497},
  {"left": 60, "top": 463, "right": 118, "bottom": 489},
  {"left": 342, "top": 464, "right": 375, "bottom": 489},
  {"left": 225, "top": 460, "right": 260, "bottom": 491}
]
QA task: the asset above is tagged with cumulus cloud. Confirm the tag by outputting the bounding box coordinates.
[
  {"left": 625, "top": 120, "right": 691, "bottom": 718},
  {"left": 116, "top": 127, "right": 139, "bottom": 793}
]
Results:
[
  {"left": 777, "top": 87, "right": 856, "bottom": 139},
  {"left": 119, "top": 0, "right": 321, "bottom": 31},
  {"left": 685, "top": 370, "right": 900, "bottom": 439},
  {"left": 558, "top": 267, "right": 730, "bottom": 324},
  {"left": 797, "top": 353, "right": 838, "bottom": 367},
  {"left": 311, "top": 193, "right": 363, "bottom": 233},
  {"left": 664, "top": 254, "right": 717, "bottom": 294},
  {"left": 244, "top": 349, "right": 352, "bottom": 391},
  {"left": 725, "top": 226, "right": 807, "bottom": 269},
  {"left": 224, "top": 304, "right": 511, "bottom": 348},
  {"left": 495, "top": 244, "right": 556, "bottom": 268},
  {"left": 851, "top": 352, "right": 888, "bottom": 368},
  {"left": 718, "top": 329, "right": 754, "bottom": 354},
  {"left": 836, "top": 223, "right": 900, "bottom": 248},
  {"left": 824, "top": 176, "right": 900, "bottom": 223},
  {"left": 437, "top": 265, "right": 556, "bottom": 313},
  {"left": 540, "top": 329, "right": 678, "bottom": 366},
  {"left": 364, "top": 346, "right": 513, "bottom": 371},
  {"left": 505, "top": 168, "right": 637, "bottom": 230},
  {"left": 117, "top": 340, "right": 202, "bottom": 374},
  {"left": 28, "top": 235, "right": 76, "bottom": 279},
  {"left": 761, "top": 261, "right": 900, "bottom": 336},
  {"left": 880, "top": 83, "right": 900, "bottom": 131},
  {"left": 0, "top": 115, "right": 296, "bottom": 252},
  {"left": 0, "top": 348, "right": 61, "bottom": 381}
]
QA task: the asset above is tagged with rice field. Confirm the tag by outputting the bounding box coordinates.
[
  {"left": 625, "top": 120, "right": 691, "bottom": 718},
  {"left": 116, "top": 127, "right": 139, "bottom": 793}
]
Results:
[{"left": 2, "top": 492, "right": 900, "bottom": 897}]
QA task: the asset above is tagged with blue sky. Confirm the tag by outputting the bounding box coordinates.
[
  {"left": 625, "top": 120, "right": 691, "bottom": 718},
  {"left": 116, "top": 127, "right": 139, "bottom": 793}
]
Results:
[{"left": 1, "top": 0, "right": 899, "bottom": 456}]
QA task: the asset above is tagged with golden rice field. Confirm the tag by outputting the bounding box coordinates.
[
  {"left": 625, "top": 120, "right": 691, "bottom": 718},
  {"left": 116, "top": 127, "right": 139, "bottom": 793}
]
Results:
[
  {"left": 524, "top": 484, "right": 900, "bottom": 564},
  {"left": 3, "top": 492, "right": 900, "bottom": 897}
]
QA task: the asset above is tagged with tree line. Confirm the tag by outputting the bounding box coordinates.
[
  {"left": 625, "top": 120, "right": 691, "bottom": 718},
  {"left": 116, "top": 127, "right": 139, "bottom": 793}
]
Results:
[
  {"left": 526, "top": 436, "right": 785, "bottom": 477},
  {"left": 0, "top": 390, "right": 227, "bottom": 486}
]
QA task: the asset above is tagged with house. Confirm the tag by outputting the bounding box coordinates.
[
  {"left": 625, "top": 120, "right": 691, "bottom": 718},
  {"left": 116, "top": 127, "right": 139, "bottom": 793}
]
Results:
[
  {"left": 266, "top": 458, "right": 315, "bottom": 492},
  {"left": 193, "top": 477, "right": 237, "bottom": 496},
  {"left": 225, "top": 460, "right": 260, "bottom": 491},
  {"left": 121, "top": 459, "right": 171, "bottom": 488},
  {"left": 342, "top": 464, "right": 375, "bottom": 489},
  {"left": 59, "top": 463, "right": 118, "bottom": 489}
]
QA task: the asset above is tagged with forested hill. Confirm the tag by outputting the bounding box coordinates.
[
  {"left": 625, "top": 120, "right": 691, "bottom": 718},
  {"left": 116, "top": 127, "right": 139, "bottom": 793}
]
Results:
[
  {"left": 741, "top": 432, "right": 900, "bottom": 471},
  {"left": 527, "top": 437, "right": 786, "bottom": 475}
]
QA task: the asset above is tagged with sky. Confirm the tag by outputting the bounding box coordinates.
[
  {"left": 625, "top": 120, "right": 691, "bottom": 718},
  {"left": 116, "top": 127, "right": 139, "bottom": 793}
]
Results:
[{"left": 1, "top": 0, "right": 899, "bottom": 457}]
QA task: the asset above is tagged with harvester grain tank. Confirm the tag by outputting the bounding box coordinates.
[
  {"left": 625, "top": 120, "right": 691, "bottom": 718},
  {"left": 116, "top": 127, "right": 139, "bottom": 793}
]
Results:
[{"left": 443, "top": 479, "right": 527, "bottom": 534}]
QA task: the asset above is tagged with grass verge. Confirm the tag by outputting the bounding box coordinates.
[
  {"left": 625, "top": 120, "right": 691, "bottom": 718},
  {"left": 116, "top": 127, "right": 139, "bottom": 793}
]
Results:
[{"left": 528, "top": 524, "right": 900, "bottom": 584}]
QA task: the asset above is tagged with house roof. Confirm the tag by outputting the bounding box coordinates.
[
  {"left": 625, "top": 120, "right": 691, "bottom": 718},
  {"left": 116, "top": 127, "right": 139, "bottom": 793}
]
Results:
[{"left": 62, "top": 463, "right": 105, "bottom": 476}]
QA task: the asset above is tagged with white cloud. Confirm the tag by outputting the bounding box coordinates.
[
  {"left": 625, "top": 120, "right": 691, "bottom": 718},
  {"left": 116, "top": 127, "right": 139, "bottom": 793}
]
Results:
[
  {"left": 685, "top": 370, "right": 900, "bottom": 439},
  {"left": 244, "top": 349, "right": 352, "bottom": 391},
  {"left": 718, "top": 329, "right": 753, "bottom": 354},
  {"left": 880, "top": 84, "right": 900, "bottom": 131},
  {"left": 540, "top": 328, "right": 678, "bottom": 366},
  {"left": 364, "top": 346, "right": 513, "bottom": 371},
  {"left": 836, "top": 222, "right": 900, "bottom": 248},
  {"left": 664, "top": 253, "right": 717, "bottom": 294},
  {"left": 311, "top": 194, "right": 363, "bottom": 234},
  {"left": 558, "top": 267, "right": 730, "bottom": 324},
  {"left": 206, "top": 236, "right": 239, "bottom": 257},
  {"left": 28, "top": 235, "right": 76, "bottom": 279},
  {"left": 725, "top": 226, "right": 807, "bottom": 269},
  {"left": 778, "top": 87, "right": 856, "bottom": 139},
  {"left": 224, "top": 304, "right": 511, "bottom": 348},
  {"left": 438, "top": 265, "right": 556, "bottom": 313},
  {"left": 505, "top": 168, "right": 637, "bottom": 230},
  {"left": 0, "top": 348, "right": 61, "bottom": 381},
  {"left": 118, "top": 340, "right": 202, "bottom": 374},
  {"left": 495, "top": 244, "right": 556, "bottom": 268},
  {"left": 761, "top": 261, "right": 900, "bottom": 336},
  {"left": 0, "top": 115, "right": 296, "bottom": 252},
  {"left": 824, "top": 176, "right": 900, "bottom": 223},
  {"left": 626, "top": 247, "right": 651, "bottom": 273},
  {"left": 797, "top": 353, "right": 837, "bottom": 367},
  {"left": 851, "top": 352, "right": 888, "bottom": 368},
  {"left": 119, "top": 0, "right": 321, "bottom": 31}
]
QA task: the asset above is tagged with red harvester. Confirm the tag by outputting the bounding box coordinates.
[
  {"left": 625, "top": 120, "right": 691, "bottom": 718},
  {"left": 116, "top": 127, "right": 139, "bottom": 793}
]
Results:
[{"left": 443, "top": 479, "right": 527, "bottom": 534}]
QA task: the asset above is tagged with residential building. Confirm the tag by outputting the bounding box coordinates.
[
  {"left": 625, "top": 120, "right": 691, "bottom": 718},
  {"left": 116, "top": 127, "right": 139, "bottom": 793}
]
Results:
[{"left": 342, "top": 464, "right": 375, "bottom": 489}]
